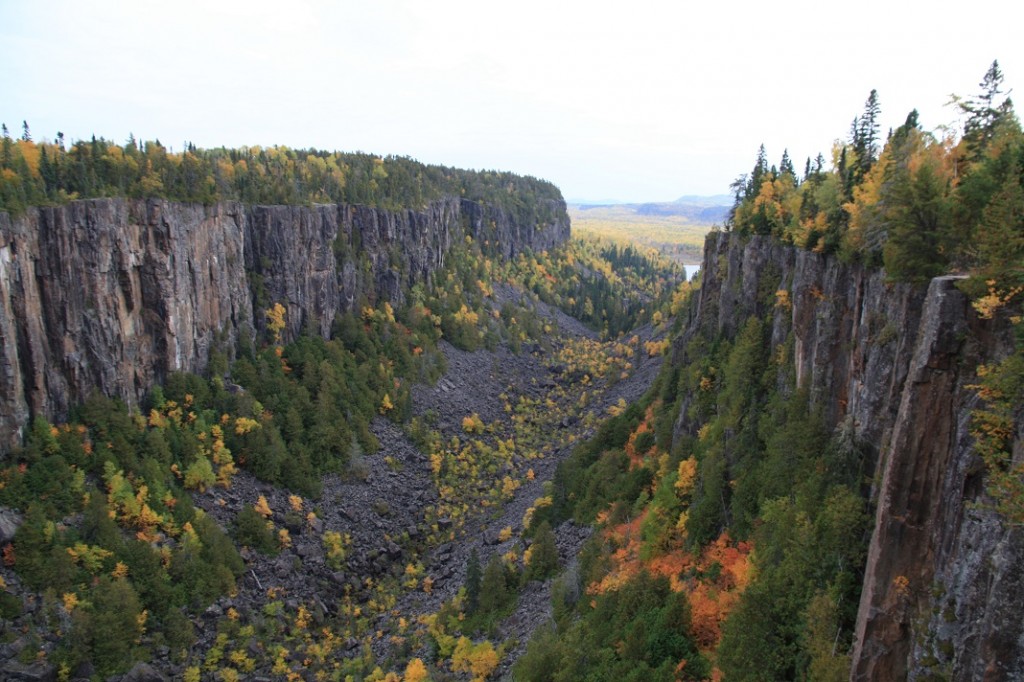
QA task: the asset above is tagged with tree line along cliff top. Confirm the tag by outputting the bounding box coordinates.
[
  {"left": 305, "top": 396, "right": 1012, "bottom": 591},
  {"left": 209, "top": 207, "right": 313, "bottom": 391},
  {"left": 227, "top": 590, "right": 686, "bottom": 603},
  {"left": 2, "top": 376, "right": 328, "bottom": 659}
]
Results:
[
  {"left": 725, "top": 60, "right": 1022, "bottom": 302},
  {"left": 0, "top": 126, "right": 564, "bottom": 226}
]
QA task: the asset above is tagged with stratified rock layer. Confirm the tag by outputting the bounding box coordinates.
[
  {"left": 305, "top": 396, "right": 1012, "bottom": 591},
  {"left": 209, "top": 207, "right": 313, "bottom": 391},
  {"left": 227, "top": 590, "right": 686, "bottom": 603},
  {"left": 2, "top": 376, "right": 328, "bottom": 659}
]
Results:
[
  {"left": 0, "top": 196, "right": 568, "bottom": 447},
  {"left": 673, "top": 233, "right": 1023, "bottom": 680}
]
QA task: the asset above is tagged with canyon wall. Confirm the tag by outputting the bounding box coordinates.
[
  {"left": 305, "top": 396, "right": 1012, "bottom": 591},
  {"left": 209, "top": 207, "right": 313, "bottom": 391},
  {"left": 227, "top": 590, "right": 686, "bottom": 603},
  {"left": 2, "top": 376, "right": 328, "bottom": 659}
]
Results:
[
  {"left": 0, "top": 196, "right": 569, "bottom": 448},
  {"left": 673, "top": 232, "right": 1023, "bottom": 680}
]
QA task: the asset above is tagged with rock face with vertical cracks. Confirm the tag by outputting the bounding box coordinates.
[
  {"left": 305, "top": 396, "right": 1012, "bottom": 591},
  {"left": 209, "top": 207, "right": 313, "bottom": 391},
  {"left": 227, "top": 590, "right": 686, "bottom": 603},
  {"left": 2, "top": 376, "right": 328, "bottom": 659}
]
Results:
[
  {"left": 673, "top": 232, "right": 1024, "bottom": 680},
  {"left": 0, "top": 196, "right": 569, "bottom": 448},
  {"left": 0, "top": 200, "right": 252, "bottom": 444}
]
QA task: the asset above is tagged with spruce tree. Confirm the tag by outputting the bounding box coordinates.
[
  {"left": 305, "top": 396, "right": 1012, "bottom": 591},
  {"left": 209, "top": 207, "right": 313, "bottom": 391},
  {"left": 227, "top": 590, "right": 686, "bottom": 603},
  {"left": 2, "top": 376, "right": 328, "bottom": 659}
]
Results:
[
  {"left": 971, "top": 160, "right": 1024, "bottom": 293},
  {"left": 39, "top": 146, "right": 55, "bottom": 196},
  {"left": 77, "top": 577, "right": 144, "bottom": 677},
  {"left": 465, "top": 548, "right": 482, "bottom": 614},
  {"left": 780, "top": 149, "right": 795, "bottom": 178},
  {"left": 1, "top": 123, "right": 10, "bottom": 170},
  {"left": 748, "top": 144, "right": 769, "bottom": 198},
  {"left": 478, "top": 554, "right": 508, "bottom": 614},
  {"left": 855, "top": 89, "right": 881, "bottom": 175},
  {"left": 525, "top": 521, "right": 559, "bottom": 582},
  {"left": 962, "top": 60, "right": 1009, "bottom": 160},
  {"left": 882, "top": 154, "right": 952, "bottom": 282}
]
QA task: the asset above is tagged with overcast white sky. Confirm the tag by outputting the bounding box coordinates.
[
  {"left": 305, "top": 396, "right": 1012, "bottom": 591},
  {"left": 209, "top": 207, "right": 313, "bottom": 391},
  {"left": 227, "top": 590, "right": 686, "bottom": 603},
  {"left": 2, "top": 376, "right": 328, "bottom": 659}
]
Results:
[{"left": 1, "top": 0, "right": 1019, "bottom": 203}]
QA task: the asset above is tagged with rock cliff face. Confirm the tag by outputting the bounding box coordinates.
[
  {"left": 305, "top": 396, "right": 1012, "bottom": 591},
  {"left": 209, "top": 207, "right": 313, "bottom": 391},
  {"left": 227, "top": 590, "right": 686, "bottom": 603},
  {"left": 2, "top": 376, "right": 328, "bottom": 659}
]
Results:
[
  {"left": 674, "top": 232, "right": 923, "bottom": 458},
  {"left": 674, "top": 232, "right": 1023, "bottom": 680},
  {"left": 460, "top": 198, "right": 571, "bottom": 259},
  {"left": 854, "top": 278, "right": 1024, "bottom": 681},
  {"left": 0, "top": 196, "right": 569, "bottom": 448}
]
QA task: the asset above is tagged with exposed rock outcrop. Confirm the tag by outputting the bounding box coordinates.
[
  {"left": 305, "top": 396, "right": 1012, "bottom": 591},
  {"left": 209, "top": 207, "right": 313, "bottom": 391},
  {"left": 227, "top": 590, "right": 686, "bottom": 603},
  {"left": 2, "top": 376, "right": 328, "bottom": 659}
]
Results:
[
  {"left": 673, "top": 233, "right": 1023, "bottom": 680},
  {"left": 0, "top": 196, "right": 569, "bottom": 449}
]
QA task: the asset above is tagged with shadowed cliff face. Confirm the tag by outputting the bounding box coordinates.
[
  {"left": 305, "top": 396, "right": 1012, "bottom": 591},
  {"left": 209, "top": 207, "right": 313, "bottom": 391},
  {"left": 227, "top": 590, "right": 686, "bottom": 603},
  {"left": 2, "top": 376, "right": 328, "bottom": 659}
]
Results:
[
  {"left": 0, "top": 196, "right": 569, "bottom": 448},
  {"left": 673, "top": 233, "right": 1024, "bottom": 680}
]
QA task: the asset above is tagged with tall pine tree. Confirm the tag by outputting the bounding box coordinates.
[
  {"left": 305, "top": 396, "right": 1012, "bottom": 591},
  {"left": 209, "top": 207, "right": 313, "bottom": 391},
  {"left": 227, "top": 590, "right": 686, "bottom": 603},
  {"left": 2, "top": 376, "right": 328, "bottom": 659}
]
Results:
[{"left": 961, "top": 61, "right": 1010, "bottom": 160}]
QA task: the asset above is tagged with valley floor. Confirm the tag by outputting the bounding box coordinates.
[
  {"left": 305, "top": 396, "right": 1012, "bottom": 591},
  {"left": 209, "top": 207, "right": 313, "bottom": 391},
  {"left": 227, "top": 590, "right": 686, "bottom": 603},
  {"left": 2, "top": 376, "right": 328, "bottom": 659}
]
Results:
[{"left": 166, "top": 292, "right": 667, "bottom": 679}]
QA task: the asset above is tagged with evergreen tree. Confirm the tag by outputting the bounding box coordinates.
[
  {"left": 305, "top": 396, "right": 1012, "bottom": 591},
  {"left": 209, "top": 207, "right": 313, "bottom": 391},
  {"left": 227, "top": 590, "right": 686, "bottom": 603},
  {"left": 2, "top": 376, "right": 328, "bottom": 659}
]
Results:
[
  {"left": 882, "top": 147, "right": 953, "bottom": 282},
  {"left": 970, "top": 156, "right": 1024, "bottom": 294},
  {"left": 39, "top": 146, "right": 55, "bottom": 196},
  {"left": 478, "top": 554, "right": 509, "bottom": 614},
  {"left": 232, "top": 505, "right": 278, "bottom": 555},
  {"left": 465, "top": 548, "right": 482, "bottom": 614},
  {"left": 1, "top": 124, "right": 10, "bottom": 169},
  {"left": 73, "top": 577, "right": 144, "bottom": 677},
  {"left": 748, "top": 143, "right": 769, "bottom": 198},
  {"left": 855, "top": 89, "right": 881, "bottom": 175},
  {"left": 891, "top": 109, "right": 920, "bottom": 148},
  {"left": 525, "top": 521, "right": 559, "bottom": 582},
  {"left": 727, "top": 174, "right": 749, "bottom": 230},
  {"left": 780, "top": 149, "right": 795, "bottom": 178},
  {"left": 961, "top": 60, "right": 1009, "bottom": 160}
]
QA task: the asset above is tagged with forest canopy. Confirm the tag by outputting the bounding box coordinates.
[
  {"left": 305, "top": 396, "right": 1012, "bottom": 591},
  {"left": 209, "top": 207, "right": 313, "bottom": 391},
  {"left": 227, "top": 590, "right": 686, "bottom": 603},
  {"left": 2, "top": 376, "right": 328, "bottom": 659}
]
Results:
[{"left": 0, "top": 124, "right": 563, "bottom": 217}]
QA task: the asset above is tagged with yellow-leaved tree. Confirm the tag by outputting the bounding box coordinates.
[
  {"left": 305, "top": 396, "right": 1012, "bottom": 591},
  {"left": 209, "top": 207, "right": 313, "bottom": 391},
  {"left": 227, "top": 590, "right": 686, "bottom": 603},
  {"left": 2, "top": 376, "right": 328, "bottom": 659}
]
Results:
[
  {"left": 403, "top": 657, "right": 430, "bottom": 682},
  {"left": 451, "top": 637, "right": 499, "bottom": 681},
  {"left": 266, "top": 303, "right": 286, "bottom": 344}
]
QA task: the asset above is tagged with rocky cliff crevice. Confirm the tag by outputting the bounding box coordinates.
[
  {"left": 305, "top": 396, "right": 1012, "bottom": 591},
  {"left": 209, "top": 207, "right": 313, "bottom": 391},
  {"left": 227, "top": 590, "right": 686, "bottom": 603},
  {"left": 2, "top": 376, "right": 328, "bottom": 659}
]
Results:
[
  {"left": 0, "top": 196, "right": 569, "bottom": 449},
  {"left": 674, "top": 232, "right": 1023, "bottom": 680}
]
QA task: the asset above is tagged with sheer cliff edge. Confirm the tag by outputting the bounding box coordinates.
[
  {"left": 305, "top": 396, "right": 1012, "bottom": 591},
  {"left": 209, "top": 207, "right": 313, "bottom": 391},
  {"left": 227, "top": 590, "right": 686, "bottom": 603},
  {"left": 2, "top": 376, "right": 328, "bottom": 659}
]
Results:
[
  {"left": 672, "top": 232, "right": 1023, "bottom": 680},
  {"left": 0, "top": 196, "right": 570, "bottom": 448}
]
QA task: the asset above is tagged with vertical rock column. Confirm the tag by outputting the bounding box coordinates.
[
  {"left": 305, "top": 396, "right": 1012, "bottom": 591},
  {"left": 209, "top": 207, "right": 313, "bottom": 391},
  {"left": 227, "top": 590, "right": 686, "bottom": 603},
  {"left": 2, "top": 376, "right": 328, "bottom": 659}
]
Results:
[
  {"left": 851, "top": 276, "right": 969, "bottom": 681},
  {"left": 0, "top": 212, "right": 31, "bottom": 448}
]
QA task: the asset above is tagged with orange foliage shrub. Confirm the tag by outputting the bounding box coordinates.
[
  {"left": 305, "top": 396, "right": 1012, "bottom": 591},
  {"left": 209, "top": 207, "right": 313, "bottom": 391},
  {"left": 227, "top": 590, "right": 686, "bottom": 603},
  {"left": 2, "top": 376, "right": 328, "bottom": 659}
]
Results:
[
  {"left": 588, "top": 510, "right": 752, "bottom": 653},
  {"left": 623, "top": 405, "right": 659, "bottom": 467}
]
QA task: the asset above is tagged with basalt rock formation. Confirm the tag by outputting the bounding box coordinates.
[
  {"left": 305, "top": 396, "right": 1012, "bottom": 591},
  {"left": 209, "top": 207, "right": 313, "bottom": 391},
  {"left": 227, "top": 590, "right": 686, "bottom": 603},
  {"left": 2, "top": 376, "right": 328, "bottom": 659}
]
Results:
[
  {"left": 0, "top": 196, "right": 569, "bottom": 449},
  {"left": 673, "top": 232, "right": 1023, "bottom": 680}
]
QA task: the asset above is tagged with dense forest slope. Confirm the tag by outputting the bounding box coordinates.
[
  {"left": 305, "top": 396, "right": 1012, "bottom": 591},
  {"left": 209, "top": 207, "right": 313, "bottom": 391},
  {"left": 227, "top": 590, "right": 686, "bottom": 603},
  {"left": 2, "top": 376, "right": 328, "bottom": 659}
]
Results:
[{"left": 696, "top": 64, "right": 1024, "bottom": 677}]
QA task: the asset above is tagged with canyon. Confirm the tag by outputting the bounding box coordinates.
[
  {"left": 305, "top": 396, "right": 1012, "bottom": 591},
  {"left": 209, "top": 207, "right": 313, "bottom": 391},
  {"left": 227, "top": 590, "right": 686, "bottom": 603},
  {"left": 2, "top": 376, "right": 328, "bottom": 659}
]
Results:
[{"left": 0, "top": 196, "right": 1021, "bottom": 679}]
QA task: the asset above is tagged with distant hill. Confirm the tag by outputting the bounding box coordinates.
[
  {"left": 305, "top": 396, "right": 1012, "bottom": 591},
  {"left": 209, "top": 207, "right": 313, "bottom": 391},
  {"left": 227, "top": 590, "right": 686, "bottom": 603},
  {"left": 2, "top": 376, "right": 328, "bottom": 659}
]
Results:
[
  {"left": 571, "top": 194, "right": 731, "bottom": 225},
  {"left": 673, "top": 194, "right": 734, "bottom": 205},
  {"left": 634, "top": 202, "right": 729, "bottom": 223}
]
